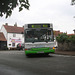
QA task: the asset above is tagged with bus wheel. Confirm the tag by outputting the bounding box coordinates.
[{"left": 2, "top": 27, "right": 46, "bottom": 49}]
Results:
[
  {"left": 26, "top": 54, "right": 30, "bottom": 57},
  {"left": 45, "top": 53, "right": 49, "bottom": 56}
]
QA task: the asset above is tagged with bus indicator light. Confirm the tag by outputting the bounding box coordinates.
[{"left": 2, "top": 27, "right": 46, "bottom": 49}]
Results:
[
  {"left": 25, "top": 49, "right": 28, "bottom": 50},
  {"left": 53, "top": 47, "right": 55, "bottom": 49}
]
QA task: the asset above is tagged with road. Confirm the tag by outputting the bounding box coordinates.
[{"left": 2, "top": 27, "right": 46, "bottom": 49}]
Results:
[{"left": 0, "top": 50, "right": 75, "bottom": 75}]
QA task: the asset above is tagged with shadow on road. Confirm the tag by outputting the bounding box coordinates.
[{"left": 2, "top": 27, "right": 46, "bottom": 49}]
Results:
[{"left": 26, "top": 54, "right": 54, "bottom": 58}]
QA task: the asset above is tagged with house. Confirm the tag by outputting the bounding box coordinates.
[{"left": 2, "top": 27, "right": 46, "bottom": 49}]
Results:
[
  {"left": 0, "top": 23, "right": 24, "bottom": 50},
  {"left": 53, "top": 30, "right": 63, "bottom": 41},
  {"left": 54, "top": 30, "right": 63, "bottom": 37},
  {"left": 0, "top": 32, "right": 7, "bottom": 50},
  {"left": 67, "top": 34, "right": 75, "bottom": 36},
  {"left": 67, "top": 29, "right": 75, "bottom": 36}
]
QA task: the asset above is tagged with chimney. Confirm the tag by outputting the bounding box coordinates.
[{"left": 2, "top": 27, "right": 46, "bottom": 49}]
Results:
[
  {"left": 14, "top": 22, "right": 17, "bottom": 27},
  {"left": 73, "top": 29, "right": 75, "bottom": 34},
  {"left": 5, "top": 23, "right": 8, "bottom": 26}
]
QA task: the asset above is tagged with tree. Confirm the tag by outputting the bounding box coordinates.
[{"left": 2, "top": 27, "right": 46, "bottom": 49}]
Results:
[
  {"left": 71, "top": 0, "right": 75, "bottom": 5},
  {"left": 72, "top": 0, "right": 75, "bottom": 2},
  {"left": 0, "top": 0, "right": 30, "bottom": 18}
]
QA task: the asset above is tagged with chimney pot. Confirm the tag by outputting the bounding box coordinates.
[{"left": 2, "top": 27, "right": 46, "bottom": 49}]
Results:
[
  {"left": 5, "top": 23, "right": 8, "bottom": 25},
  {"left": 14, "top": 22, "right": 17, "bottom": 27}
]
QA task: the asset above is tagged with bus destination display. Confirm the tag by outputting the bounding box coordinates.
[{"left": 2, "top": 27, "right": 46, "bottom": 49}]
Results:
[{"left": 28, "top": 24, "right": 50, "bottom": 28}]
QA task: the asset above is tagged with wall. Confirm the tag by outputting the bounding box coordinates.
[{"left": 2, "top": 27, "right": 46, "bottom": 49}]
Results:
[
  {"left": 0, "top": 25, "right": 8, "bottom": 40},
  {"left": 0, "top": 41, "right": 7, "bottom": 50},
  {"left": 7, "top": 33, "right": 24, "bottom": 49},
  {"left": 57, "top": 42, "right": 75, "bottom": 51}
]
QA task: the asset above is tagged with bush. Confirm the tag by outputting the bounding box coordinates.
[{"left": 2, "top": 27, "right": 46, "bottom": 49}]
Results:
[
  {"left": 56, "top": 33, "right": 75, "bottom": 44},
  {"left": 56, "top": 33, "right": 68, "bottom": 44},
  {"left": 69, "top": 35, "right": 75, "bottom": 44}
]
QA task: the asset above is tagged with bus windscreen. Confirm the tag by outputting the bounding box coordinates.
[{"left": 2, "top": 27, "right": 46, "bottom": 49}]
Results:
[{"left": 25, "top": 29, "right": 54, "bottom": 43}]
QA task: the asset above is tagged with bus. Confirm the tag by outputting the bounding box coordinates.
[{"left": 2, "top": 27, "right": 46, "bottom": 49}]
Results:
[{"left": 24, "top": 23, "right": 55, "bottom": 56}]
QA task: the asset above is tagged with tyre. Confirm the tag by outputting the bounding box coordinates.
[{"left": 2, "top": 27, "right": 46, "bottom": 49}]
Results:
[{"left": 26, "top": 54, "right": 30, "bottom": 57}]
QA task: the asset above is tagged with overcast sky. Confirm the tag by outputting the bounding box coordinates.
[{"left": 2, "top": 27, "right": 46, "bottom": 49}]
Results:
[{"left": 0, "top": 0, "right": 75, "bottom": 34}]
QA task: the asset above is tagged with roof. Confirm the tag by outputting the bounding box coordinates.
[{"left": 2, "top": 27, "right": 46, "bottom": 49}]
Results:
[
  {"left": 3, "top": 25, "right": 24, "bottom": 33},
  {"left": 0, "top": 32, "right": 7, "bottom": 41},
  {"left": 54, "top": 30, "right": 63, "bottom": 36},
  {"left": 67, "top": 34, "right": 75, "bottom": 36}
]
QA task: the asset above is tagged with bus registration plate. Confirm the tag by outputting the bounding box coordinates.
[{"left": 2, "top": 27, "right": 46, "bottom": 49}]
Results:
[
  {"left": 36, "top": 45, "right": 44, "bottom": 48},
  {"left": 37, "top": 51, "right": 44, "bottom": 53}
]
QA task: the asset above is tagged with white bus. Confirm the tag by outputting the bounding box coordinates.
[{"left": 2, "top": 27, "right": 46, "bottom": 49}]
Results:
[{"left": 24, "top": 23, "right": 55, "bottom": 56}]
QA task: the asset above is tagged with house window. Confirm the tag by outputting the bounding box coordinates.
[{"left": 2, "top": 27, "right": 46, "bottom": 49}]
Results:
[
  {"left": 13, "top": 34, "right": 16, "bottom": 37},
  {"left": 12, "top": 43, "right": 15, "bottom": 47}
]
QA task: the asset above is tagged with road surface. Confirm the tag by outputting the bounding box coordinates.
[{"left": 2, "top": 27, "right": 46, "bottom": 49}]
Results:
[{"left": 0, "top": 50, "right": 75, "bottom": 75}]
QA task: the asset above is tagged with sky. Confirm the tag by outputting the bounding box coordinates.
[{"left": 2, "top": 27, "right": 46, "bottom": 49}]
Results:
[{"left": 0, "top": 0, "right": 75, "bottom": 34}]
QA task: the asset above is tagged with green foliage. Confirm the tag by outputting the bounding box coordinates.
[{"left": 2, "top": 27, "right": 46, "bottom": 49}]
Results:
[
  {"left": 71, "top": 0, "right": 75, "bottom": 5},
  {"left": 69, "top": 35, "right": 75, "bottom": 44},
  {"left": 56, "top": 33, "right": 68, "bottom": 44},
  {"left": 72, "top": 0, "right": 75, "bottom": 2},
  {"left": 0, "top": 0, "right": 30, "bottom": 18},
  {"left": 56, "top": 33, "right": 75, "bottom": 44}
]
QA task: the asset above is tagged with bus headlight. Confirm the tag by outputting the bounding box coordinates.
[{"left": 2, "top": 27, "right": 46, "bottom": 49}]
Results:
[
  {"left": 25, "top": 48, "right": 31, "bottom": 51},
  {"left": 25, "top": 49, "right": 28, "bottom": 50}
]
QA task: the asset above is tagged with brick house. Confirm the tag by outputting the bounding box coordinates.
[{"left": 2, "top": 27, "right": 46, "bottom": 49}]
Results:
[
  {"left": 67, "top": 29, "right": 75, "bottom": 36},
  {"left": 54, "top": 30, "right": 63, "bottom": 37},
  {"left": 0, "top": 23, "right": 24, "bottom": 50}
]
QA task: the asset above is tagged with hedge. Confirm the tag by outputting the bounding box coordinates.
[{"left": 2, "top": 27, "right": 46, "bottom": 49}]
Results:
[{"left": 56, "top": 33, "right": 75, "bottom": 51}]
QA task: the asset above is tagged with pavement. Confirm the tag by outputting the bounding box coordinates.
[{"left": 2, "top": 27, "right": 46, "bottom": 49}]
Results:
[{"left": 55, "top": 50, "right": 75, "bottom": 56}]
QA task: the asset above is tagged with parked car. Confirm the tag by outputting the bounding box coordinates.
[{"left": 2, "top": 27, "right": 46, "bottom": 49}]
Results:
[{"left": 17, "top": 43, "right": 24, "bottom": 50}]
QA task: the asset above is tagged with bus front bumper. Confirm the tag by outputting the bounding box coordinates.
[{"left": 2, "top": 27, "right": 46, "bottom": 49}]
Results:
[{"left": 25, "top": 49, "right": 55, "bottom": 55}]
